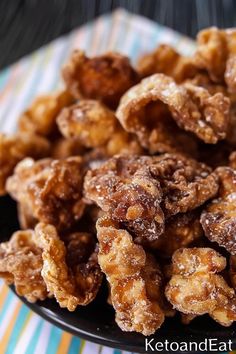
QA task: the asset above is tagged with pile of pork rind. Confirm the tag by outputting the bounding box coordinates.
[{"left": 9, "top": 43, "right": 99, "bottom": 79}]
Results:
[{"left": 2, "top": 27, "right": 236, "bottom": 336}]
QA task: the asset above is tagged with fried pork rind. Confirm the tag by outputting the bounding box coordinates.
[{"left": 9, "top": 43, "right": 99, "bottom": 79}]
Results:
[
  {"left": 165, "top": 248, "right": 236, "bottom": 326},
  {"left": 6, "top": 157, "right": 85, "bottom": 231},
  {"left": 57, "top": 100, "right": 117, "bottom": 147},
  {"left": 96, "top": 216, "right": 165, "bottom": 335},
  {"left": 57, "top": 99, "right": 143, "bottom": 156},
  {"left": 35, "top": 223, "right": 102, "bottom": 311},
  {"left": 116, "top": 74, "right": 230, "bottom": 146},
  {"left": 62, "top": 50, "right": 139, "bottom": 108},
  {"left": 18, "top": 90, "right": 74, "bottom": 137},
  {"left": 195, "top": 27, "right": 228, "bottom": 83},
  {"left": 137, "top": 44, "right": 198, "bottom": 82},
  {"left": 195, "top": 27, "right": 236, "bottom": 93},
  {"left": 84, "top": 155, "right": 164, "bottom": 242},
  {"left": 148, "top": 154, "right": 219, "bottom": 216},
  {"left": 201, "top": 167, "right": 236, "bottom": 255},
  {"left": 84, "top": 154, "right": 218, "bottom": 242},
  {"left": 0, "top": 230, "right": 47, "bottom": 302},
  {"left": 0, "top": 133, "right": 50, "bottom": 196},
  {"left": 84, "top": 154, "right": 218, "bottom": 241},
  {"left": 152, "top": 211, "right": 203, "bottom": 258}
]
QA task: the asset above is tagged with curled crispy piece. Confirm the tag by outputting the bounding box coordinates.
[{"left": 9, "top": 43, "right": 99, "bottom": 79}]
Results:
[
  {"left": 195, "top": 27, "right": 228, "bottom": 82},
  {"left": 84, "top": 155, "right": 164, "bottom": 242},
  {"left": 152, "top": 211, "right": 203, "bottom": 258},
  {"left": 62, "top": 50, "right": 138, "bottom": 108},
  {"left": 201, "top": 167, "right": 236, "bottom": 255},
  {"left": 149, "top": 154, "right": 219, "bottom": 216},
  {"left": 7, "top": 157, "right": 85, "bottom": 231},
  {"left": 96, "top": 216, "right": 165, "bottom": 335},
  {"left": 195, "top": 27, "right": 236, "bottom": 93},
  {"left": 116, "top": 74, "right": 230, "bottom": 145},
  {"left": 35, "top": 223, "right": 102, "bottom": 311},
  {"left": 84, "top": 154, "right": 218, "bottom": 238},
  {"left": 165, "top": 248, "right": 236, "bottom": 326},
  {"left": 137, "top": 44, "right": 198, "bottom": 82},
  {"left": 18, "top": 90, "right": 74, "bottom": 136},
  {"left": 0, "top": 230, "right": 47, "bottom": 302},
  {"left": 0, "top": 133, "right": 50, "bottom": 195}
]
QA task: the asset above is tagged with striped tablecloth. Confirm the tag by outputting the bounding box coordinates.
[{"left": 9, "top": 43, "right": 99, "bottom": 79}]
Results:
[{"left": 0, "top": 8, "right": 232, "bottom": 354}]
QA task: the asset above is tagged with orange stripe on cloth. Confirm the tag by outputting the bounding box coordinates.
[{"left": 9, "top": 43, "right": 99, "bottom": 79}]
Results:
[
  {"left": 0, "top": 301, "right": 22, "bottom": 352},
  {"left": 56, "top": 331, "right": 73, "bottom": 354},
  {"left": 0, "top": 284, "right": 11, "bottom": 309}
]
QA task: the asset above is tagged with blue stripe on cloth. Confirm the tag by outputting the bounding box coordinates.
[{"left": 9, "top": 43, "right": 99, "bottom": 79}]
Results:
[
  {"left": 45, "top": 325, "right": 62, "bottom": 354},
  {"left": 113, "top": 350, "right": 122, "bottom": 354},
  {"left": 24, "top": 320, "right": 44, "bottom": 354},
  {"left": 0, "top": 68, "right": 10, "bottom": 90},
  {"left": 0, "top": 52, "right": 43, "bottom": 131},
  {"left": 68, "top": 336, "right": 81, "bottom": 354},
  {"left": 5, "top": 304, "right": 30, "bottom": 354}
]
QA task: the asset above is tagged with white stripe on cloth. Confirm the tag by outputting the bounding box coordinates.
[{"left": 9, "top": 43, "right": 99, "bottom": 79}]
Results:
[
  {"left": 13, "top": 314, "right": 41, "bottom": 354},
  {"left": 0, "top": 296, "right": 19, "bottom": 340},
  {"left": 34, "top": 321, "right": 52, "bottom": 354}
]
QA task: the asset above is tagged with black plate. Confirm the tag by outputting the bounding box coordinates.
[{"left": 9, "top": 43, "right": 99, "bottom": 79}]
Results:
[{"left": 1, "top": 195, "right": 236, "bottom": 353}]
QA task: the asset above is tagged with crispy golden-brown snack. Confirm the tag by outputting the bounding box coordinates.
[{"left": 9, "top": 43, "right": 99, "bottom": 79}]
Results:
[
  {"left": 57, "top": 100, "right": 117, "bottom": 147},
  {"left": 0, "top": 133, "right": 50, "bottom": 195},
  {"left": 18, "top": 90, "right": 74, "bottom": 137},
  {"left": 84, "top": 154, "right": 218, "bottom": 239},
  {"left": 150, "top": 154, "right": 219, "bottom": 216},
  {"left": 57, "top": 99, "right": 143, "bottom": 156},
  {"left": 84, "top": 155, "right": 164, "bottom": 242},
  {"left": 137, "top": 44, "right": 198, "bottom": 82},
  {"left": 96, "top": 216, "right": 165, "bottom": 335},
  {"left": 195, "top": 27, "right": 228, "bottom": 83},
  {"left": 35, "top": 223, "right": 102, "bottom": 311},
  {"left": 116, "top": 74, "right": 230, "bottom": 145},
  {"left": 0, "top": 229, "right": 48, "bottom": 302},
  {"left": 62, "top": 50, "right": 138, "bottom": 108},
  {"left": 195, "top": 27, "right": 236, "bottom": 93},
  {"left": 201, "top": 167, "right": 236, "bottom": 255},
  {"left": 165, "top": 248, "right": 236, "bottom": 326},
  {"left": 152, "top": 211, "right": 203, "bottom": 258},
  {"left": 6, "top": 157, "right": 85, "bottom": 231}
]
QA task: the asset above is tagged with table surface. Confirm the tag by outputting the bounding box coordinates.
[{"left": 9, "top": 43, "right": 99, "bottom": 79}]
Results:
[{"left": 1, "top": 0, "right": 236, "bottom": 69}]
